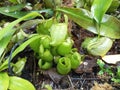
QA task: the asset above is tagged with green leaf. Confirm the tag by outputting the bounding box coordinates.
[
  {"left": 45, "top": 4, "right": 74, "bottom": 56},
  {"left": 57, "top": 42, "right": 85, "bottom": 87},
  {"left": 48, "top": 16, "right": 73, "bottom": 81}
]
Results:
[
  {"left": 57, "top": 37, "right": 73, "bottom": 56},
  {"left": 57, "top": 57, "right": 71, "bottom": 75},
  {"left": 0, "top": 34, "right": 41, "bottom": 71},
  {"left": 0, "top": 72, "right": 9, "bottom": 90},
  {"left": 1, "top": 11, "right": 30, "bottom": 18},
  {"left": 56, "top": 7, "right": 120, "bottom": 39},
  {"left": 100, "top": 15, "right": 120, "bottom": 39},
  {"left": 82, "top": 37, "right": 113, "bottom": 56},
  {"left": 50, "top": 23, "right": 68, "bottom": 46},
  {"left": 13, "top": 57, "right": 27, "bottom": 75},
  {"left": 0, "top": 4, "right": 53, "bottom": 18},
  {"left": 9, "top": 76, "right": 35, "bottom": 90},
  {"left": 0, "top": 4, "right": 25, "bottom": 13},
  {"left": 38, "top": 59, "right": 53, "bottom": 70},
  {"left": 0, "top": 4, "right": 26, "bottom": 18},
  {"left": 0, "top": 12, "right": 40, "bottom": 58},
  {"left": 37, "top": 18, "right": 53, "bottom": 35},
  {"left": 12, "top": 35, "right": 41, "bottom": 59},
  {"left": 56, "top": 7, "right": 97, "bottom": 34},
  {"left": 91, "top": 0, "right": 113, "bottom": 23},
  {"left": 107, "top": 0, "right": 120, "bottom": 12}
]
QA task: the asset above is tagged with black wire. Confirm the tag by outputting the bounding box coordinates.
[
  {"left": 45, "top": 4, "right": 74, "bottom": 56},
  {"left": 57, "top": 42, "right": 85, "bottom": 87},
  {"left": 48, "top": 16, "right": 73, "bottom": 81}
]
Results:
[
  {"left": 8, "top": 43, "right": 19, "bottom": 75},
  {"left": 8, "top": 38, "right": 28, "bottom": 75}
]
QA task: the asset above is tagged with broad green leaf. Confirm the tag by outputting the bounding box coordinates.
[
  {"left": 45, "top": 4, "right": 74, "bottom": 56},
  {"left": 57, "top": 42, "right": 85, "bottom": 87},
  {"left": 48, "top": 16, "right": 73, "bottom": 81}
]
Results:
[
  {"left": 0, "top": 72, "right": 9, "bottom": 90},
  {"left": 50, "top": 23, "right": 68, "bottom": 46},
  {"left": 91, "top": 0, "right": 113, "bottom": 23},
  {"left": 0, "top": 4, "right": 53, "bottom": 18},
  {"left": 1, "top": 11, "right": 29, "bottom": 18},
  {"left": 9, "top": 76, "right": 35, "bottom": 90},
  {"left": 0, "top": 4, "right": 25, "bottom": 13},
  {"left": 0, "top": 4, "right": 26, "bottom": 18},
  {"left": 100, "top": 15, "right": 120, "bottom": 39},
  {"left": 56, "top": 7, "right": 120, "bottom": 39},
  {"left": 0, "top": 34, "right": 41, "bottom": 71},
  {"left": 0, "top": 12, "right": 40, "bottom": 57},
  {"left": 56, "top": 7, "right": 97, "bottom": 34}
]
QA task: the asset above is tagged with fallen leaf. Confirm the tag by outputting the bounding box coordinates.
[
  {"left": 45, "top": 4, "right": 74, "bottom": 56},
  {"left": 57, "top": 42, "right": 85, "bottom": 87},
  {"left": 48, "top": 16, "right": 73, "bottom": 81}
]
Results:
[
  {"left": 91, "top": 82, "right": 113, "bottom": 90},
  {"left": 102, "top": 54, "right": 120, "bottom": 64}
]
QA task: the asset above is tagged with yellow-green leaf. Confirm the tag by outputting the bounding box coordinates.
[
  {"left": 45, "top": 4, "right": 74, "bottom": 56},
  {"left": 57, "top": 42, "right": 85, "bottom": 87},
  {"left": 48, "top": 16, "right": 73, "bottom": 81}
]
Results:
[
  {"left": 50, "top": 23, "right": 68, "bottom": 46},
  {"left": 9, "top": 76, "right": 35, "bottom": 90},
  {"left": 0, "top": 72, "right": 9, "bottom": 90}
]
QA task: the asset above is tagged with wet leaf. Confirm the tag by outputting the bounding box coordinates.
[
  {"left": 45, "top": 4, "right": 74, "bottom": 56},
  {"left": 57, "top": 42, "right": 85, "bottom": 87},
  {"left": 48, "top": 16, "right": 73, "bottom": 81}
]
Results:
[
  {"left": 91, "top": 0, "right": 113, "bottom": 23},
  {"left": 102, "top": 54, "right": 120, "bottom": 64},
  {"left": 0, "top": 72, "right": 9, "bottom": 90},
  {"left": 8, "top": 76, "right": 35, "bottom": 90},
  {"left": 0, "top": 4, "right": 25, "bottom": 13},
  {"left": 0, "top": 4, "right": 53, "bottom": 18},
  {"left": 0, "top": 4, "right": 26, "bottom": 18}
]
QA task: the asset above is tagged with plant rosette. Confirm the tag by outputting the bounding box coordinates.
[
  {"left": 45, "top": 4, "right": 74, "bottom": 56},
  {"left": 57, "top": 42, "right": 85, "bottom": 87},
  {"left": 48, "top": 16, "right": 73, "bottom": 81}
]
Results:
[{"left": 57, "top": 57, "right": 71, "bottom": 75}]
